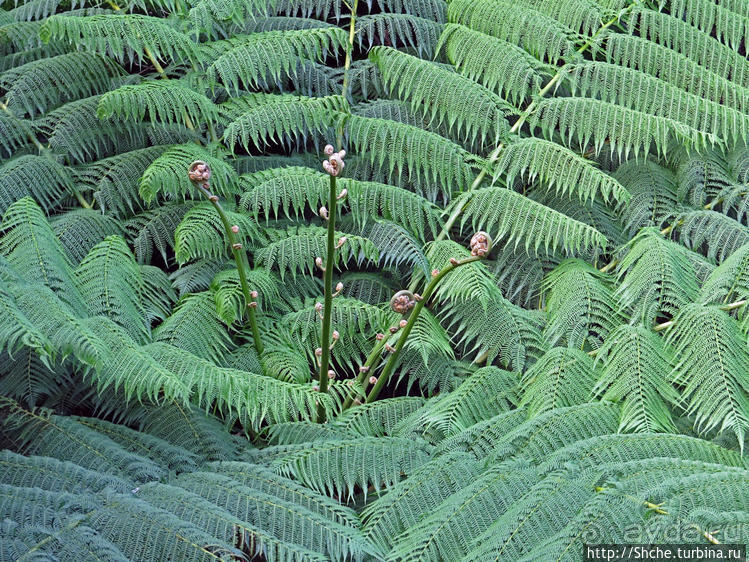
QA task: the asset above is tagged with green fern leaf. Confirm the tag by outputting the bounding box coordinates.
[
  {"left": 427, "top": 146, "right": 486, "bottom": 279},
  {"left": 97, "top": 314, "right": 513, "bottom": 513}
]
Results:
[
  {"left": 493, "top": 137, "right": 630, "bottom": 205},
  {"left": 206, "top": 27, "right": 348, "bottom": 94},
  {"left": 520, "top": 347, "right": 597, "bottom": 417},
  {"left": 455, "top": 185, "right": 608, "bottom": 255},
  {"left": 97, "top": 80, "right": 218, "bottom": 130},
  {"left": 139, "top": 143, "right": 239, "bottom": 203},
  {"left": 369, "top": 46, "right": 513, "bottom": 145},
  {"left": 40, "top": 14, "right": 200, "bottom": 67},
  {"left": 542, "top": 259, "right": 623, "bottom": 349},
  {"left": 593, "top": 324, "right": 679, "bottom": 433},
  {"left": 667, "top": 303, "right": 749, "bottom": 449},
  {"left": 0, "top": 52, "right": 125, "bottom": 117},
  {"left": 530, "top": 97, "right": 718, "bottom": 159},
  {"left": 222, "top": 93, "right": 346, "bottom": 152},
  {"left": 446, "top": 0, "right": 578, "bottom": 64},
  {"left": 75, "top": 235, "right": 149, "bottom": 342}
]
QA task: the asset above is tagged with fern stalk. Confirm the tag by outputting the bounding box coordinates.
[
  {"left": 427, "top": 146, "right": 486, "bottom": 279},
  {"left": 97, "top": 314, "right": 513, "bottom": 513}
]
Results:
[
  {"left": 435, "top": 5, "right": 635, "bottom": 242},
  {"left": 316, "top": 175, "right": 338, "bottom": 422},
  {"left": 188, "top": 161, "right": 263, "bottom": 356},
  {"left": 341, "top": 333, "right": 389, "bottom": 410},
  {"left": 366, "top": 237, "right": 491, "bottom": 404},
  {"left": 317, "top": 146, "right": 347, "bottom": 423}
]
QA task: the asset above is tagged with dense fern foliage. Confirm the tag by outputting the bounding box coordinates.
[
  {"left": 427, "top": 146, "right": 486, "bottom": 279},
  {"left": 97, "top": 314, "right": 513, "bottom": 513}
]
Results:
[{"left": 1, "top": 0, "right": 749, "bottom": 559}]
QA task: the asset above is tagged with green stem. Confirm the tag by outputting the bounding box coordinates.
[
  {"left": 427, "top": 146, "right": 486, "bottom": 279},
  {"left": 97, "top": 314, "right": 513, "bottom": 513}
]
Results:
[
  {"left": 341, "top": 334, "right": 389, "bottom": 410},
  {"left": 366, "top": 255, "right": 483, "bottom": 403},
  {"left": 435, "top": 8, "right": 632, "bottom": 242},
  {"left": 340, "top": 0, "right": 358, "bottom": 101},
  {"left": 317, "top": 174, "right": 338, "bottom": 422},
  {"left": 196, "top": 183, "right": 264, "bottom": 356}
]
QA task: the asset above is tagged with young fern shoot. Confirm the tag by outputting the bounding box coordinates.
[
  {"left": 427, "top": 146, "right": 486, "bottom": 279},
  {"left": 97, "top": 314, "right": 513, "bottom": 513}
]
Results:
[
  {"left": 344, "top": 232, "right": 493, "bottom": 408},
  {"left": 188, "top": 161, "right": 263, "bottom": 356},
  {"left": 316, "top": 145, "right": 348, "bottom": 423}
]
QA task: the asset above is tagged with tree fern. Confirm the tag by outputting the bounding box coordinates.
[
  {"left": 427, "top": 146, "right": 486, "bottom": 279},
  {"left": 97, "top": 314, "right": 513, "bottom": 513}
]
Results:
[
  {"left": 0, "top": 155, "right": 74, "bottom": 213},
  {"left": 369, "top": 46, "right": 513, "bottom": 145},
  {"left": 530, "top": 97, "right": 717, "bottom": 159},
  {"left": 627, "top": 7, "right": 749, "bottom": 88},
  {"left": 520, "top": 347, "right": 597, "bottom": 417},
  {"left": 455, "top": 185, "right": 608, "bottom": 255},
  {"left": 98, "top": 80, "right": 218, "bottom": 130},
  {"left": 0, "top": 52, "right": 125, "bottom": 117},
  {"left": 206, "top": 27, "right": 348, "bottom": 94},
  {"left": 342, "top": 114, "right": 478, "bottom": 199},
  {"left": 542, "top": 259, "right": 623, "bottom": 349},
  {"left": 667, "top": 303, "right": 749, "bottom": 450},
  {"left": 446, "top": 0, "right": 578, "bottom": 65},
  {"left": 437, "top": 23, "right": 548, "bottom": 106},
  {"left": 593, "top": 324, "right": 679, "bottom": 433},
  {"left": 357, "top": 14, "right": 443, "bottom": 58},
  {"left": 222, "top": 93, "right": 346, "bottom": 152},
  {"left": 564, "top": 62, "right": 749, "bottom": 145},
  {"left": 40, "top": 14, "right": 200, "bottom": 67}
]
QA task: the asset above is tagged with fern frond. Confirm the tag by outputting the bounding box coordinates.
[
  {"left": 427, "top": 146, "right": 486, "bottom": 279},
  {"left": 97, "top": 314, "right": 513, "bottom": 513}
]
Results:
[
  {"left": 490, "top": 404, "right": 618, "bottom": 465},
  {"left": 539, "top": 432, "right": 747, "bottom": 474},
  {"left": 0, "top": 114, "right": 33, "bottom": 155},
  {"left": 0, "top": 449, "right": 131, "bottom": 493},
  {"left": 41, "top": 96, "right": 159, "bottom": 164},
  {"left": 140, "top": 343, "right": 335, "bottom": 430},
  {"left": 357, "top": 13, "right": 443, "bottom": 58},
  {"left": 359, "top": 220, "right": 430, "bottom": 276},
  {"left": 40, "top": 14, "right": 200, "bottom": 67},
  {"left": 0, "top": 155, "right": 74, "bottom": 214},
  {"left": 369, "top": 46, "right": 513, "bottom": 145},
  {"left": 530, "top": 97, "right": 717, "bottom": 159},
  {"left": 137, "top": 481, "right": 329, "bottom": 562},
  {"left": 542, "top": 259, "right": 623, "bottom": 349},
  {"left": 0, "top": 197, "right": 80, "bottom": 305},
  {"left": 520, "top": 347, "right": 597, "bottom": 417},
  {"left": 172, "top": 472, "right": 376, "bottom": 560},
  {"left": 437, "top": 23, "right": 547, "bottom": 106},
  {"left": 206, "top": 27, "right": 347, "bottom": 94},
  {"left": 446, "top": 0, "right": 578, "bottom": 65},
  {"left": 494, "top": 137, "right": 629, "bottom": 205},
  {"left": 97, "top": 80, "right": 218, "bottom": 130},
  {"left": 627, "top": 7, "right": 749, "bottom": 88},
  {"left": 455, "top": 185, "right": 608, "bottom": 255},
  {"left": 603, "top": 34, "right": 749, "bottom": 114},
  {"left": 360, "top": 452, "right": 483, "bottom": 554},
  {"left": 667, "top": 303, "right": 749, "bottom": 449},
  {"left": 126, "top": 202, "right": 191, "bottom": 263},
  {"left": 257, "top": 226, "right": 379, "bottom": 279},
  {"left": 139, "top": 143, "right": 239, "bottom": 203},
  {"left": 349, "top": 179, "right": 440, "bottom": 241},
  {"left": 334, "top": 397, "right": 426, "bottom": 437},
  {"left": 76, "top": 146, "right": 165, "bottom": 218},
  {"left": 418, "top": 367, "right": 519, "bottom": 437},
  {"left": 75, "top": 236, "right": 149, "bottom": 342},
  {"left": 615, "top": 228, "right": 700, "bottom": 323},
  {"left": 264, "top": 437, "right": 432, "bottom": 501},
  {"left": 564, "top": 62, "right": 749, "bottom": 144},
  {"left": 51, "top": 208, "right": 125, "bottom": 264},
  {"left": 612, "top": 159, "right": 680, "bottom": 235},
  {"left": 153, "top": 291, "right": 232, "bottom": 364},
  {"left": 0, "top": 52, "right": 125, "bottom": 117},
  {"left": 222, "top": 93, "right": 346, "bottom": 152},
  {"left": 676, "top": 209, "right": 749, "bottom": 263},
  {"left": 385, "top": 461, "right": 538, "bottom": 562},
  {"left": 593, "top": 324, "right": 678, "bottom": 433},
  {"left": 342, "top": 114, "right": 478, "bottom": 200},
  {"left": 174, "top": 202, "right": 259, "bottom": 264},
  {"left": 0, "top": 397, "right": 166, "bottom": 481},
  {"left": 701, "top": 243, "right": 749, "bottom": 304}
]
